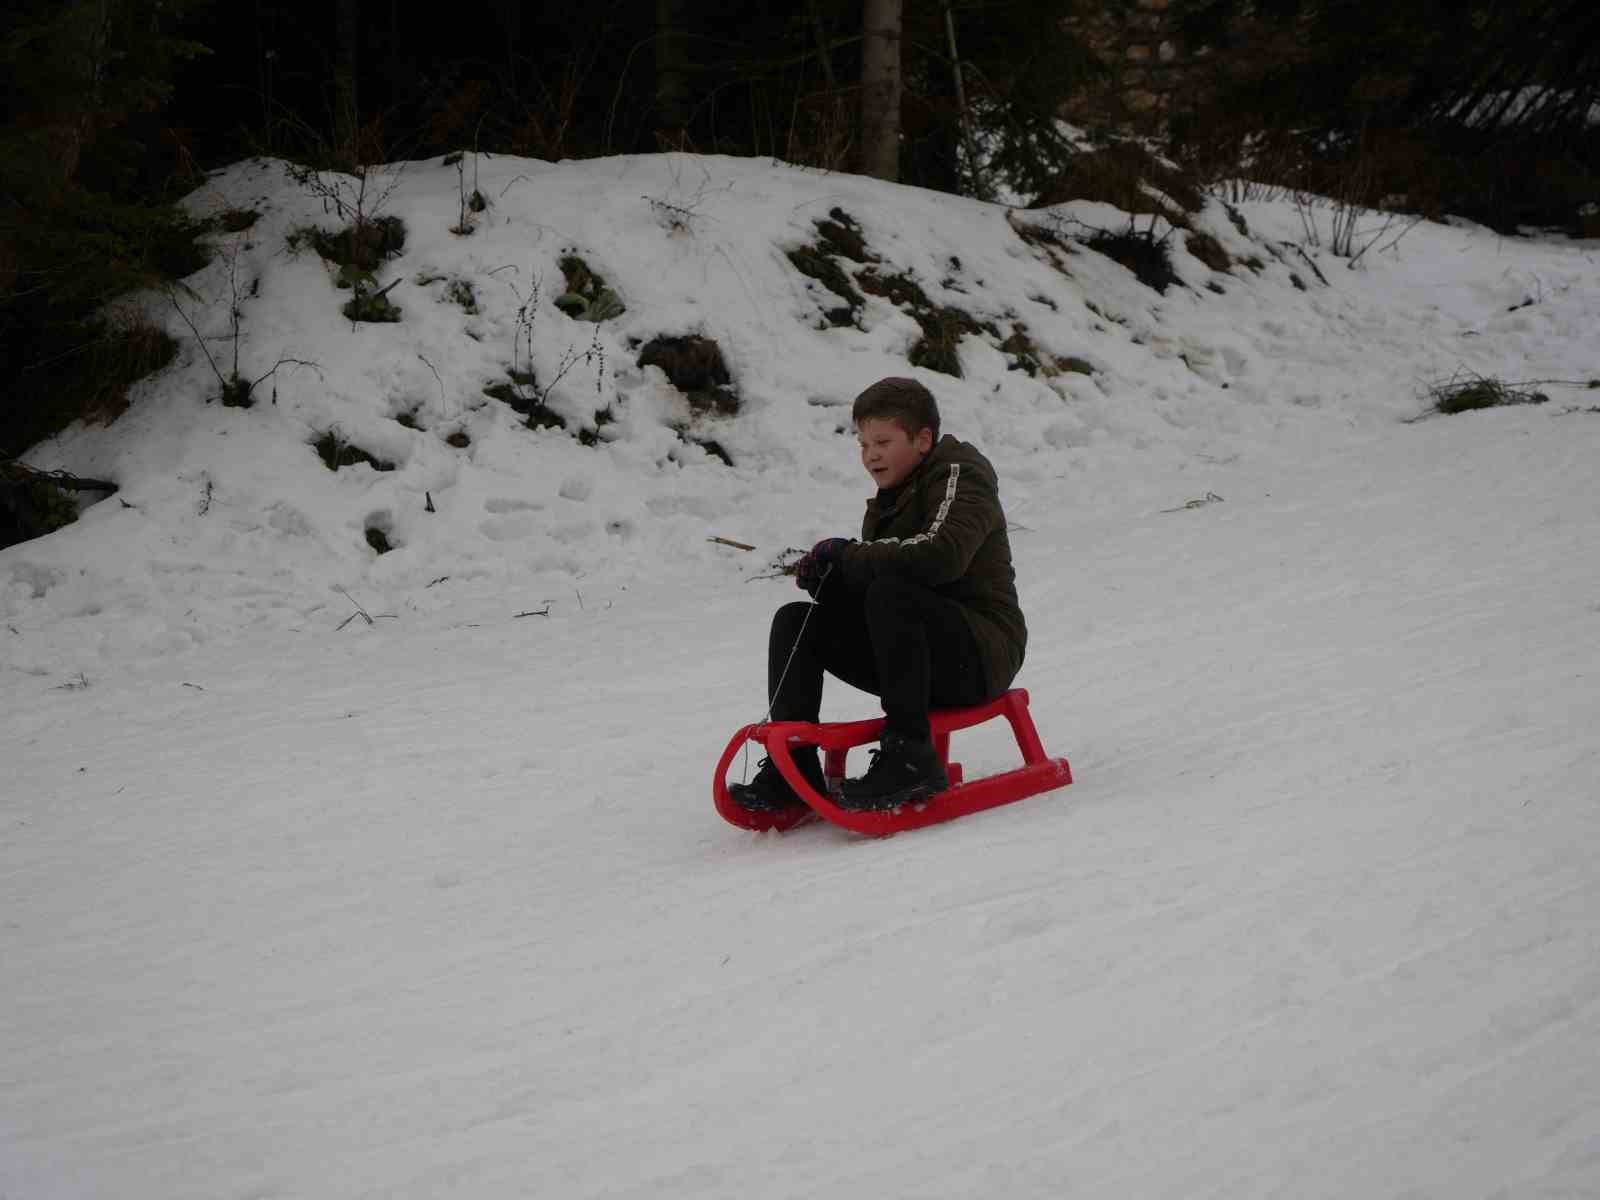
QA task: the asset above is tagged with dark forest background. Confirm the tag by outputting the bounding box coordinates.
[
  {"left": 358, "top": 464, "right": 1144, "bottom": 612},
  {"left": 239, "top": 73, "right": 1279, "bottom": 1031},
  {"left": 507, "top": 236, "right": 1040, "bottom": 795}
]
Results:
[{"left": 3, "top": 0, "right": 1598, "bottom": 461}]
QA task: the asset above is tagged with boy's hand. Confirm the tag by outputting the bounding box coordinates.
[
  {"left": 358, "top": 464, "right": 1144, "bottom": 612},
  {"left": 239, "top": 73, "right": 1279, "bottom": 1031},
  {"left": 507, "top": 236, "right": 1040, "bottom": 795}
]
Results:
[
  {"left": 795, "top": 538, "right": 850, "bottom": 592},
  {"left": 810, "top": 537, "right": 850, "bottom": 564}
]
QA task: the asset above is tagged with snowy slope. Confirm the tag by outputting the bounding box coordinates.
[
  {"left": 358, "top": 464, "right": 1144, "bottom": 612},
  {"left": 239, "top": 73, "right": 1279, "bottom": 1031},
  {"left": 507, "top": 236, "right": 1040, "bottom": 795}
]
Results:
[{"left": 3, "top": 153, "right": 1600, "bottom": 1198}]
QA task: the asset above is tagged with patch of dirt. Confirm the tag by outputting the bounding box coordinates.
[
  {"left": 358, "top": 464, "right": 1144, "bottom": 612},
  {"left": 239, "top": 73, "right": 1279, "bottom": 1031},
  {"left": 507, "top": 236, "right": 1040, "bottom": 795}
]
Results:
[
  {"left": 787, "top": 246, "right": 863, "bottom": 327},
  {"left": 1007, "top": 212, "right": 1081, "bottom": 284},
  {"left": 1186, "top": 232, "right": 1233, "bottom": 273},
  {"left": 482, "top": 378, "right": 566, "bottom": 430},
  {"left": 670, "top": 428, "right": 733, "bottom": 466},
  {"left": 785, "top": 207, "right": 875, "bottom": 327},
  {"left": 1087, "top": 228, "right": 1182, "bottom": 294},
  {"left": 637, "top": 334, "right": 739, "bottom": 415},
  {"left": 445, "top": 279, "right": 477, "bottom": 313},
  {"left": 859, "top": 268, "right": 992, "bottom": 378},
  {"left": 577, "top": 406, "right": 617, "bottom": 446},
  {"left": 217, "top": 208, "right": 260, "bottom": 232},
  {"left": 1030, "top": 141, "right": 1203, "bottom": 225},
  {"left": 313, "top": 432, "right": 396, "bottom": 472},
  {"left": 813, "top": 209, "right": 876, "bottom": 264},
  {"left": 999, "top": 325, "right": 1059, "bottom": 377}
]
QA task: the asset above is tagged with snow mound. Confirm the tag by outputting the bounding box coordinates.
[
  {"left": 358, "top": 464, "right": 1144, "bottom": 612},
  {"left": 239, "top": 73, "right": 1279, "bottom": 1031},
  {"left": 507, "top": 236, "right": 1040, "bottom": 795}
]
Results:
[{"left": 5, "top": 153, "right": 1598, "bottom": 675}]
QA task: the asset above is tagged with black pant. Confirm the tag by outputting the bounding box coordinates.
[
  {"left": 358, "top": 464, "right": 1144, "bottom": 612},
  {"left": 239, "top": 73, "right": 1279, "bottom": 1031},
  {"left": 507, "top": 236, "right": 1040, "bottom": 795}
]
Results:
[{"left": 767, "top": 575, "right": 994, "bottom": 741}]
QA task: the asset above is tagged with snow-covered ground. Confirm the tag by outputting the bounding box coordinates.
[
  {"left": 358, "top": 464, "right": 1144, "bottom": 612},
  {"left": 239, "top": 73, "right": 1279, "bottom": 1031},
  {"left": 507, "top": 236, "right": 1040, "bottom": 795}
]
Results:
[{"left": 3, "top": 153, "right": 1599, "bottom": 1198}]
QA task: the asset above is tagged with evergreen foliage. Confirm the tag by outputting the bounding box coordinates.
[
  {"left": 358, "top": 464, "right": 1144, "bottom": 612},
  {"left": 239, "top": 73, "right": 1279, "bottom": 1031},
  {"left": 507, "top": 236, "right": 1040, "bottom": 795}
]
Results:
[
  {"left": 3, "top": 0, "right": 1595, "bottom": 458},
  {"left": 1173, "top": 0, "right": 1600, "bottom": 142},
  {"left": 1, "top": 0, "right": 212, "bottom": 455},
  {"left": 1169, "top": 0, "right": 1600, "bottom": 229}
]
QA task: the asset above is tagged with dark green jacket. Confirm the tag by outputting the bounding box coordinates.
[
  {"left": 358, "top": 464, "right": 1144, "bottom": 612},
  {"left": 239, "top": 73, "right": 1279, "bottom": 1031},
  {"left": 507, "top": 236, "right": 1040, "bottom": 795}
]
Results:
[{"left": 836, "top": 434, "right": 1027, "bottom": 693}]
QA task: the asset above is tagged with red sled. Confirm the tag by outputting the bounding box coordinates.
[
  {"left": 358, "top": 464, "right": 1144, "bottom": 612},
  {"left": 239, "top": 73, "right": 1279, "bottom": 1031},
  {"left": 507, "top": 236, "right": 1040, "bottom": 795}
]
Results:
[{"left": 713, "top": 688, "right": 1072, "bottom": 836}]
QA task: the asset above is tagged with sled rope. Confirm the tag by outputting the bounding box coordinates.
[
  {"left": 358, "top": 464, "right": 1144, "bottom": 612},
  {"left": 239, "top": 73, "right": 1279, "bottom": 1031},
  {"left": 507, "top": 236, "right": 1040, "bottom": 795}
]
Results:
[
  {"left": 764, "top": 565, "right": 830, "bottom": 724},
  {"left": 739, "top": 565, "right": 832, "bottom": 783}
]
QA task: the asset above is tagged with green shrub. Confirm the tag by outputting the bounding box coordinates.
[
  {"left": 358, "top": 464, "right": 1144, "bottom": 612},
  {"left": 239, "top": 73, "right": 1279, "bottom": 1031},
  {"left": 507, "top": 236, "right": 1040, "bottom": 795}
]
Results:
[
  {"left": 555, "top": 254, "right": 626, "bottom": 322},
  {"left": 1429, "top": 375, "right": 1548, "bottom": 415},
  {"left": 341, "top": 279, "right": 403, "bottom": 323},
  {"left": 555, "top": 288, "right": 625, "bottom": 322},
  {"left": 0, "top": 463, "right": 82, "bottom": 549},
  {"left": 1, "top": 316, "right": 178, "bottom": 456},
  {"left": 289, "top": 215, "right": 407, "bottom": 272}
]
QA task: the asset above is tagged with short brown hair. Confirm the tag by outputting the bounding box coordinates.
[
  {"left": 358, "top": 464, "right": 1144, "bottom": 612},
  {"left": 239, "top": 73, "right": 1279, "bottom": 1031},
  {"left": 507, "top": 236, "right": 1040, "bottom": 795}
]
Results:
[{"left": 851, "top": 377, "right": 940, "bottom": 441}]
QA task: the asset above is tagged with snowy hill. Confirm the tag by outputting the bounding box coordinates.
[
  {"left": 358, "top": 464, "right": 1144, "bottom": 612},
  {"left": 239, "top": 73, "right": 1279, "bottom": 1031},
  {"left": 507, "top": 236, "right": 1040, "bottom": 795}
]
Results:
[{"left": 3, "top": 153, "right": 1600, "bottom": 1198}]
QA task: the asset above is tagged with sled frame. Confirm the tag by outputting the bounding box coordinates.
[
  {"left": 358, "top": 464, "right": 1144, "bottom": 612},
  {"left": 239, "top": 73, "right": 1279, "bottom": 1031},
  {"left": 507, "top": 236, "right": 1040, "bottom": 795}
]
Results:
[{"left": 714, "top": 688, "right": 1072, "bottom": 836}]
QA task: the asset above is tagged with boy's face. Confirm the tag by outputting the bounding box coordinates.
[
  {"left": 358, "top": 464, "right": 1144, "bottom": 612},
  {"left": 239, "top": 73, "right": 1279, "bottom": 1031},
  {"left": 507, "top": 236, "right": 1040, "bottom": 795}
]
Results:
[{"left": 857, "top": 417, "right": 933, "bottom": 490}]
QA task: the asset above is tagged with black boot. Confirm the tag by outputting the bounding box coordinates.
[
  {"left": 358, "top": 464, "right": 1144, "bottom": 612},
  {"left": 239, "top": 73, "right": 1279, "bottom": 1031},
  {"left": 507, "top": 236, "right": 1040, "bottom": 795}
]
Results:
[
  {"left": 838, "top": 732, "right": 949, "bottom": 810},
  {"left": 728, "top": 748, "right": 826, "bottom": 813}
]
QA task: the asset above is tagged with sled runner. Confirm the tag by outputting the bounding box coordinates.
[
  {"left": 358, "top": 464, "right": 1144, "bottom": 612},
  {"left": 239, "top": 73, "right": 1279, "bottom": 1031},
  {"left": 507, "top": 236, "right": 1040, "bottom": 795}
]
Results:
[{"left": 714, "top": 688, "right": 1073, "bottom": 836}]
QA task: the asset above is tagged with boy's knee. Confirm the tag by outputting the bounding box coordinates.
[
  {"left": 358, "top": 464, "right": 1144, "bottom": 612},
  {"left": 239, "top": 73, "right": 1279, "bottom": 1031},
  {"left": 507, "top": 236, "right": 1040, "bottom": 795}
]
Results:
[{"left": 771, "top": 600, "right": 813, "bottom": 636}]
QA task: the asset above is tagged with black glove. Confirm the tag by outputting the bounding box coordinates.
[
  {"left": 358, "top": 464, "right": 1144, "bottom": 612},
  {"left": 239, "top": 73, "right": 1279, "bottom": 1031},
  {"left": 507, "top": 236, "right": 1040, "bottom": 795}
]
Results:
[{"left": 795, "top": 537, "right": 850, "bottom": 593}]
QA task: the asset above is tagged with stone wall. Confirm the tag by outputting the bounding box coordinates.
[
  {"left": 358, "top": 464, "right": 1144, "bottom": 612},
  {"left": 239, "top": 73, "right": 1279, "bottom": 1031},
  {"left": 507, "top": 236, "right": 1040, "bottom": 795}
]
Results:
[
  {"left": 1061, "top": 1, "right": 1311, "bottom": 134},
  {"left": 1063, "top": 0, "right": 1185, "bottom": 125}
]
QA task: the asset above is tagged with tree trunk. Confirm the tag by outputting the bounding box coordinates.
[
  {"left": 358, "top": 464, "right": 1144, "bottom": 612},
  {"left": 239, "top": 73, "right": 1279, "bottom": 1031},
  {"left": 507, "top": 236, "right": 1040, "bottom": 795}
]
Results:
[
  {"left": 490, "top": 0, "right": 522, "bottom": 94},
  {"left": 943, "top": 0, "right": 981, "bottom": 194},
  {"left": 902, "top": 40, "right": 958, "bottom": 193},
  {"left": 384, "top": 0, "right": 413, "bottom": 117},
  {"left": 334, "top": 0, "right": 359, "bottom": 165},
  {"left": 655, "top": 0, "right": 693, "bottom": 143},
  {"left": 860, "top": 0, "right": 903, "bottom": 181},
  {"left": 32, "top": 0, "right": 115, "bottom": 193},
  {"left": 255, "top": 0, "right": 276, "bottom": 154}
]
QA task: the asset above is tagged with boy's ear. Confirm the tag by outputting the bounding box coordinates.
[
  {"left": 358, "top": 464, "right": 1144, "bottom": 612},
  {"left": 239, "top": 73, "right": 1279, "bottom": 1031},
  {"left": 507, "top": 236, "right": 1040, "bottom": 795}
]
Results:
[{"left": 914, "top": 427, "right": 934, "bottom": 454}]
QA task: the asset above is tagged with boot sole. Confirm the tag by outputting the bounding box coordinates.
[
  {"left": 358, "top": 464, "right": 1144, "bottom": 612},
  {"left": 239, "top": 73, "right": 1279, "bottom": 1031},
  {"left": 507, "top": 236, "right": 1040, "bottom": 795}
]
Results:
[
  {"left": 729, "top": 776, "right": 831, "bottom": 814},
  {"left": 836, "top": 776, "right": 948, "bottom": 812}
]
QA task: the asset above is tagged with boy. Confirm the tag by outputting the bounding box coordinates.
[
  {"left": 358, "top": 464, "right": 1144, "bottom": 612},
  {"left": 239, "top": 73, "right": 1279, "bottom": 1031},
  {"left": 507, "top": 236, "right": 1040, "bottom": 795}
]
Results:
[{"left": 731, "top": 377, "right": 1027, "bottom": 813}]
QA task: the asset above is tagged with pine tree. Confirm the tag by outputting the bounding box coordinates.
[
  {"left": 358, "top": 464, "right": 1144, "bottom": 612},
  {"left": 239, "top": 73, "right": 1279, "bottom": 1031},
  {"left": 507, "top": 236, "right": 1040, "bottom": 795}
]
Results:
[{"left": 1, "top": 0, "right": 210, "bottom": 456}]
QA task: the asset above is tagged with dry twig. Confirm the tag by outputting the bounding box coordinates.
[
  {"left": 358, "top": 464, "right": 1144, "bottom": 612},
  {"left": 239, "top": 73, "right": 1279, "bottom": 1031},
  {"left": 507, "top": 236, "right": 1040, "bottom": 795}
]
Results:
[{"left": 1161, "top": 492, "right": 1225, "bottom": 513}]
